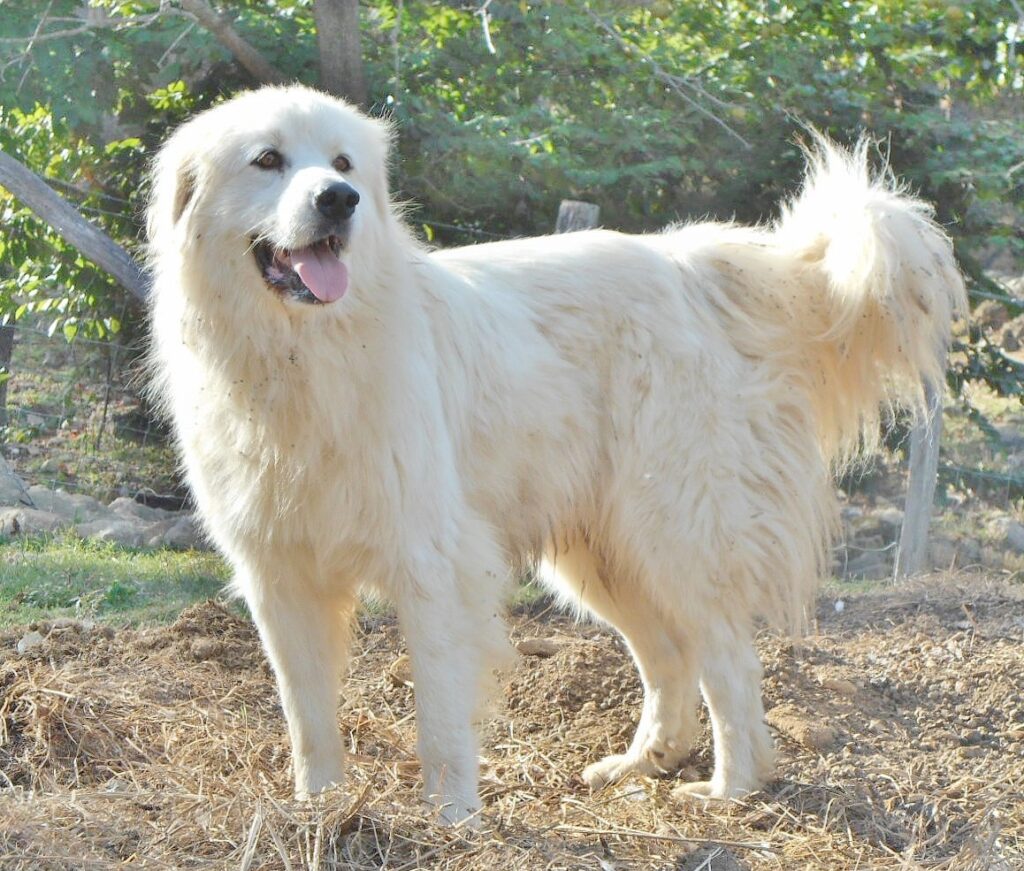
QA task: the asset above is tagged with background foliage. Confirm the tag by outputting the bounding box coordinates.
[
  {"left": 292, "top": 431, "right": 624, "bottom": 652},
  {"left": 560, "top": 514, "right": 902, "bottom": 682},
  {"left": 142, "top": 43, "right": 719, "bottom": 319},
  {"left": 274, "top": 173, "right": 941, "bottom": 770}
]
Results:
[{"left": 0, "top": 0, "right": 1022, "bottom": 388}]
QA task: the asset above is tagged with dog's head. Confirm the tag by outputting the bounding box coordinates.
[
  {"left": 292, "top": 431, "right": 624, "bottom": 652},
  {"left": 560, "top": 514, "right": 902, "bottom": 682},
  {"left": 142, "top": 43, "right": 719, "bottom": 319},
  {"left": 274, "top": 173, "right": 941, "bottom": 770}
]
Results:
[{"left": 148, "top": 86, "right": 393, "bottom": 307}]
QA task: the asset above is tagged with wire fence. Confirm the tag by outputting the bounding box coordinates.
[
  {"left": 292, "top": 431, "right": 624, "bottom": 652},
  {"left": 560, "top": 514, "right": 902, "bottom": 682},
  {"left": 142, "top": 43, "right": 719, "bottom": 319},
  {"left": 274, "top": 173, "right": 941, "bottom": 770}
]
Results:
[{"left": 1, "top": 320, "right": 182, "bottom": 506}]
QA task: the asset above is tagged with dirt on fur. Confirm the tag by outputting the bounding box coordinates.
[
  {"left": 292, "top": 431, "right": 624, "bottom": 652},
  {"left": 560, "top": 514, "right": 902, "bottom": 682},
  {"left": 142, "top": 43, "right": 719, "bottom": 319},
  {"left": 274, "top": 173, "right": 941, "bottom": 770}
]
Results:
[{"left": 0, "top": 572, "right": 1022, "bottom": 870}]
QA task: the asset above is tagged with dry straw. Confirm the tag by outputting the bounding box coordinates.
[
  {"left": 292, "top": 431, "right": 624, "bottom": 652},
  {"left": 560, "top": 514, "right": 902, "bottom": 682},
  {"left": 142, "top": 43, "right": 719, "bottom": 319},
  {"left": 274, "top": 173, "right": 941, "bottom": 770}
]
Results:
[{"left": 1, "top": 573, "right": 1022, "bottom": 869}]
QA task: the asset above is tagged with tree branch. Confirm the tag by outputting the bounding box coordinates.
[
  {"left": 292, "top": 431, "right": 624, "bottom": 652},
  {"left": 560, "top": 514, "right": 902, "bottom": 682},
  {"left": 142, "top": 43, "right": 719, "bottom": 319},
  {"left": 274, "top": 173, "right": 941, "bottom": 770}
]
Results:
[
  {"left": 176, "top": 0, "right": 286, "bottom": 85},
  {"left": 476, "top": 0, "right": 497, "bottom": 56},
  {"left": 2, "top": 1, "right": 285, "bottom": 87},
  {"left": 0, "top": 7, "right": 164, "bottom": 44},
  {"left": 0, "top": 149, "right": 149, "bottom": 302},
  {"left": 585, "top": 9, "right": 752, "bottom": 151}
]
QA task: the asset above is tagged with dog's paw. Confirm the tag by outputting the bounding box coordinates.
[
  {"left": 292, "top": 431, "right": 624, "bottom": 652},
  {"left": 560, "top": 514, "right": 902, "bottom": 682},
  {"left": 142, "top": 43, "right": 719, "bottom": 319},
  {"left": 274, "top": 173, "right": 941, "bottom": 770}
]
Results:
[
  {"left": 582, "top": 753, "right": 659, "bottom": 790},
  {"left": 294, "top": 780, "right": 345, "bottom": 802},
  {"left": 671, "top": 778, "right": 755, "bottom": 803},
  {"left": 427, "top": 796, "right": 483, "bottom": 829},
  {"left": 671, "top": 780, "right": 717, "bottom": 802},
  {"left": 293, "top": 763, "right": 345, "bottom": 801}
]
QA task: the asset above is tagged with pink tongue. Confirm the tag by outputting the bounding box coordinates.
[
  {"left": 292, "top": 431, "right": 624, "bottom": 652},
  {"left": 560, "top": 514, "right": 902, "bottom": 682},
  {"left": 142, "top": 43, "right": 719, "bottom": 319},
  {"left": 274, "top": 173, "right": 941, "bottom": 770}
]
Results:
[{"left": 289, "top": 243, "right": 349, "bottom": 303}]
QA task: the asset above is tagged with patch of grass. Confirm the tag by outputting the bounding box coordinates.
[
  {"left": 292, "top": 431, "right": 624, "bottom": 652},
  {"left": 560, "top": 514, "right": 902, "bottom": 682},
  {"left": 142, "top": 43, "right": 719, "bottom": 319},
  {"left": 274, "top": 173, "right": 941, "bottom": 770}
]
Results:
[
  {"left": 0, "top": 534, "right": 231, "bottom": 627},
  {"left": 509, "top": 576, "right": 550, "bottom": 610}
]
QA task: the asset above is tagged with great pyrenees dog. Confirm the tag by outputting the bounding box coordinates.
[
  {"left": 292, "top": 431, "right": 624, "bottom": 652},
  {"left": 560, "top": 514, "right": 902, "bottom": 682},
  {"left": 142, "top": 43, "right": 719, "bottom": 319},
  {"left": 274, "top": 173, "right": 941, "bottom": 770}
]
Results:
[{"left": 147, "top": 85, "right": 964, "bottom": 823}]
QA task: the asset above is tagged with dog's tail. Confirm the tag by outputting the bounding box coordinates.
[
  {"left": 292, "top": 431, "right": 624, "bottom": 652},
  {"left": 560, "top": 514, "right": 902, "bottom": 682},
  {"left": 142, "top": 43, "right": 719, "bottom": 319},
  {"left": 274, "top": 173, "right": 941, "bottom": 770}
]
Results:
[{"left": 771, "top": 134, "right": 966, "bottom": 462}]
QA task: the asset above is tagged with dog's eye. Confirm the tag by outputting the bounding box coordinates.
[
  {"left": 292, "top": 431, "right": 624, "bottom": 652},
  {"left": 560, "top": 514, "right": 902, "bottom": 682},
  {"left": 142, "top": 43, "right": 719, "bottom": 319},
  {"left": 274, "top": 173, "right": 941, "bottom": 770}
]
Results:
[
  {"left": 253, "top": 149, "right": 283, "bottom": 170},
  {"left": 332, "top": 154, "right": 352, "bottom": 173}
]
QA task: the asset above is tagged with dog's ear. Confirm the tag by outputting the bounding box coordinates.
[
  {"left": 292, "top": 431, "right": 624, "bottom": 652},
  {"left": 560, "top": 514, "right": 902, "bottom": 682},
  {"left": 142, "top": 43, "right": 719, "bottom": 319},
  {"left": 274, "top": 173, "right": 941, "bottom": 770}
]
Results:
[
  {"left": 368, "top": 115, "right": 398, "bottom": 223},
  {"left": 147, "top": 135, "right": 201, "bottom": 244},
  {"left": 170, "top": 163, "right": 198, "bottom": 225}
]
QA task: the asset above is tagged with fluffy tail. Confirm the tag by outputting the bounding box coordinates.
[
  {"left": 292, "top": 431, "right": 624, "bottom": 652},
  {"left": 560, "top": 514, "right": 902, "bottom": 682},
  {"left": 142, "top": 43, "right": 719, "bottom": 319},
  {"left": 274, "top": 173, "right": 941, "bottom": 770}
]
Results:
[{"left": 773, "top": 134, "right": 966, "bottom": 461}]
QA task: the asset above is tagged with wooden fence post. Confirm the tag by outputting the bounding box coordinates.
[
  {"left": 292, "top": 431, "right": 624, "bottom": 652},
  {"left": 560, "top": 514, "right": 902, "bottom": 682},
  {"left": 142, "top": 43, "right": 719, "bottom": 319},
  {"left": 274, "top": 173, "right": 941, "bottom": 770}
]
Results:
[
  {"left": 894, "top": 382, "right": 943, "bottom": 578},
  {"left": 556, "top": 200, "right": 600, "bottom": 233}
]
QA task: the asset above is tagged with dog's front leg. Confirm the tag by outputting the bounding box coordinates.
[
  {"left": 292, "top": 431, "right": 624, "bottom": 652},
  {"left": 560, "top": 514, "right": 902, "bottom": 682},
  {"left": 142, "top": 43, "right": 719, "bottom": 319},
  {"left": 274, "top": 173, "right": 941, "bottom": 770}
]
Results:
[
  {"left": 397, "top": 588, "right": 483, "bottom": 825},
  {"left": 247, "top": 579, "right": 353, "bottom": 798}
]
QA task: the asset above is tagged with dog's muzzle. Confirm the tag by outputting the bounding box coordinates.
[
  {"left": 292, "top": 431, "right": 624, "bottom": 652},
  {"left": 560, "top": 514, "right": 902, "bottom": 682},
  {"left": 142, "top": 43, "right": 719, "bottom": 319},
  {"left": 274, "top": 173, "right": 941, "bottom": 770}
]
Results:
[{"left": 251, "top": 183, "right": 359, "bottom": 305}]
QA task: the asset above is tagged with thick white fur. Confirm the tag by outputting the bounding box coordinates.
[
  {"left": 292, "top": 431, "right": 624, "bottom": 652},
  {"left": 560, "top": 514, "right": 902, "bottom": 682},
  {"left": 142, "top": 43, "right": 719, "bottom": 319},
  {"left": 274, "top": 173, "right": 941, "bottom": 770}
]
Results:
[{"left": 147, "top": 86, "right": 965, "bottom": 822}]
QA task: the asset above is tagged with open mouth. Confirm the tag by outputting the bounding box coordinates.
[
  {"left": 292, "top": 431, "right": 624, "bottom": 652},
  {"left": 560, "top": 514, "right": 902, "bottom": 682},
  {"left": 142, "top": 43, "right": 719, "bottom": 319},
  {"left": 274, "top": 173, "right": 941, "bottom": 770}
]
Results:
[{"left": 253, "top": 236, "right": 349, "bottom": 304}]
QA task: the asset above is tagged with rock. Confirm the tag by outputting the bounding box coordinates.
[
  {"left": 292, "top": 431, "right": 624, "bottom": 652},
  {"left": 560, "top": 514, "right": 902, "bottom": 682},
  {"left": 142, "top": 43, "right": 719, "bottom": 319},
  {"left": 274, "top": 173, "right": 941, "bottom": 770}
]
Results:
[
  {"left": 75, "top": 517, "right": 148, "bottom": 548},
  {"left": 30, "top": 488, "right": 66, "bottom": 516},
  {"left": 516, "top": 637, "right": 562, "bottom": 657},
  {"left": 929, "top": 536, "right": 958, "bottom": 569},
  {"left": 958, "top": 537, "right": 983, "bottom": 564},
  {"left": 26, "top": 486, "right": 106, "bottom": 522},
  {"left": 142, "top": 518, "right": 176, "bottom": 546},
  {"left": 974, "top": 299, "right": 1009, "bottom": 330},
  {"left": 0, "top": 507, "right": 66, "bottom": 536},
  {"left": 997, "top": 313, "right": 1024, "bottom": 353},
  {"left": 873, "top": 507, "right": 905, "bottom": 530},
  {"left": 820, "top": 676, "right": 859, "bottom": 696},
  {"left": 0, "top": 455, "right": 32, "bottom": 506},
  {"left": 994, "top": 423, "right": 1024, "bottom": 450},
  {"left": 16, "top": 630, "right": 45, "bottom": 654},
  {"left": 0, "top": 480, "right": 203, "bottom": 551},
  {"left": 851, "top": 515, "right": 890, "bottom": 541},
  {"left": 142, "top": 514, "right": 205, "bottom": 550},
  {"left": 980, "top": 546, "right": 1005, "bottom": 569},
  {"left": 841, "top": 550, "right": 889, "bottom": 580},
  {"left": 928, "top": 536, "right": 982, "bottom": 569},
  {"left": 1005, "top": 525, "right": 1024, "bottom": 554},
  {"left": 162, "top": 514, "right": 205, "bottom": 550},
  {"left": 766, "top": 703, "right": 838, "bottom": 752},
  {"left": 988, "top": 516, "right": 1024, "bottom": 554},
  {"left": 108, "top": 496, "right": 171, "bottom": 523}
]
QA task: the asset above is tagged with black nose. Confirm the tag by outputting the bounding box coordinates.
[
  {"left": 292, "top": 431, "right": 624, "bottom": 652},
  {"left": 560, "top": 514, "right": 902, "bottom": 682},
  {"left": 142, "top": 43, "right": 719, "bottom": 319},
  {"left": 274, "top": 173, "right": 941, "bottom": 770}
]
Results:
[{"left": 314, "top": 182, "right": 360, "bottom": 220}]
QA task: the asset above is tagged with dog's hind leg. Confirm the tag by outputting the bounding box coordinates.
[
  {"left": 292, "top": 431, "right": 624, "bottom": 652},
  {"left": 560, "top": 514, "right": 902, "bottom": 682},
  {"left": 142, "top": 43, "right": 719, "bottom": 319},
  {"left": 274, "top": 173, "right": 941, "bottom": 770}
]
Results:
[
  {"left": 672, "top": 616, "right": 774, "bottom": 802},
  {"left": 540, "top": 541, "right": 701, "bottom": 790},
  {"left": 246, "top": 575, "right": 354, "bottom": 798}
]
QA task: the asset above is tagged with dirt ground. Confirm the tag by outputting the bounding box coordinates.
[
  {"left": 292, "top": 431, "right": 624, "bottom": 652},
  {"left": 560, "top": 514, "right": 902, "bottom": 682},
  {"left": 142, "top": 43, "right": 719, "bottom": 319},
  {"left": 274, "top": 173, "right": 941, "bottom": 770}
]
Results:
[{"left": 0, "top": 572, "right": 1022, "bottom": 870}]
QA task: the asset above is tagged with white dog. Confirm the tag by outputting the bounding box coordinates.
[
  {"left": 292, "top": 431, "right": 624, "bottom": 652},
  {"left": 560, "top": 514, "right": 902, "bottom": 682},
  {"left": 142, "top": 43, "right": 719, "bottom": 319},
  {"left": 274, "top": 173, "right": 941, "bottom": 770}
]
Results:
[{"left": 147, "top": 85, "right": 964, "bottom": 823}]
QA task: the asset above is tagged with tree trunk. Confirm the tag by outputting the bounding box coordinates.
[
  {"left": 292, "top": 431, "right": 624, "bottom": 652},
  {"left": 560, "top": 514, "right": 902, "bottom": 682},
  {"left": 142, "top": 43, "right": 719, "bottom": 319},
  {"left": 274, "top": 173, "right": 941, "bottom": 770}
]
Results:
[{"left": 314, "top": 0, "right": 368, "bottom": 105}]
